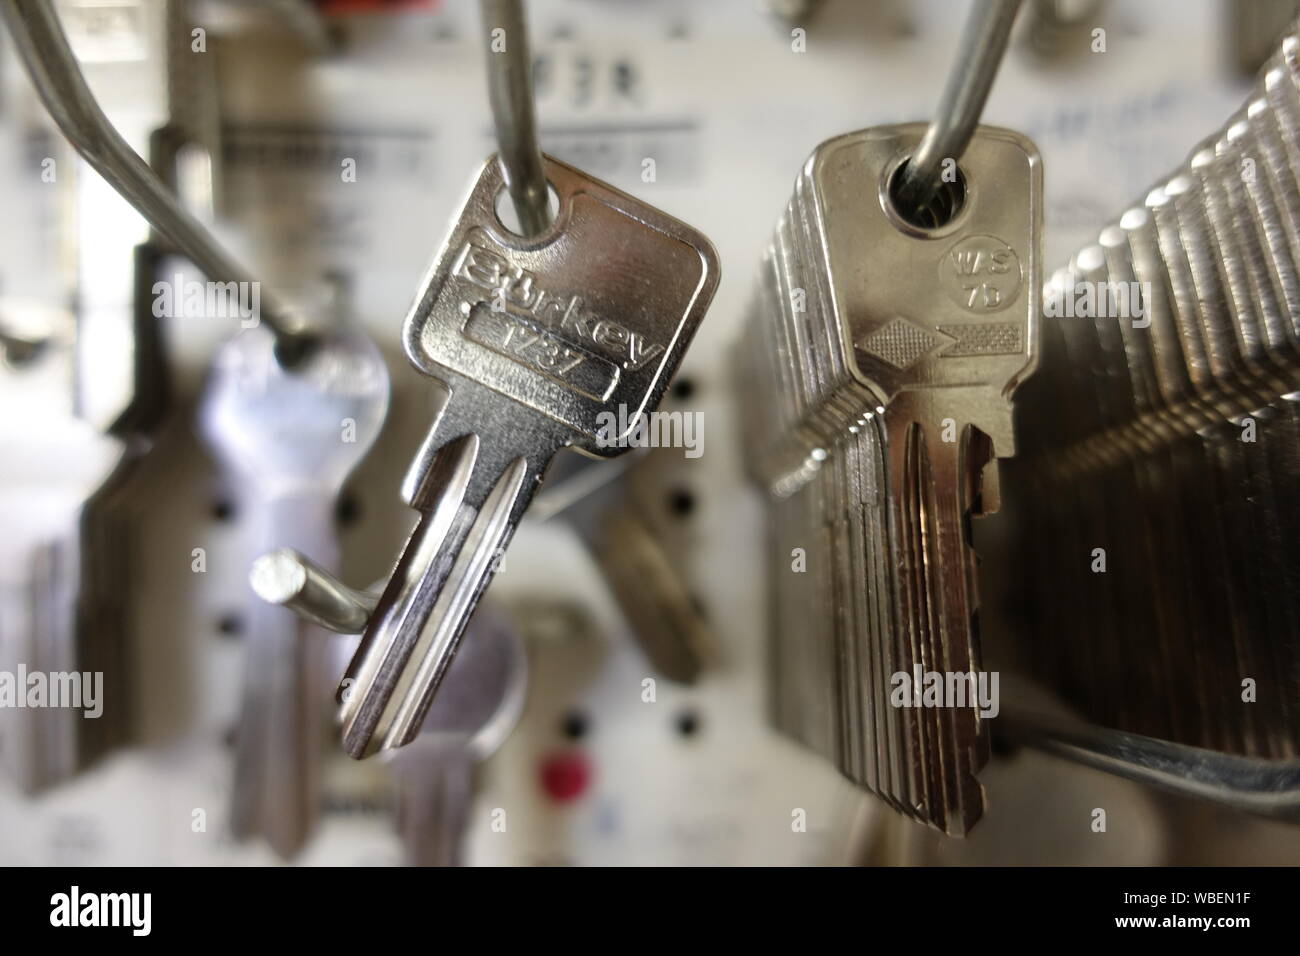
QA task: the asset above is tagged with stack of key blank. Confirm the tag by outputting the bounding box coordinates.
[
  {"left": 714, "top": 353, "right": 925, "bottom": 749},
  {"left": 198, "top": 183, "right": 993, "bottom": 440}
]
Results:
[
  {"left": 738, "top": 123, "right": 1041, "bottom": 835},
  {"left": 993, "top": 28, "right": 1300, "bottom": 758}
]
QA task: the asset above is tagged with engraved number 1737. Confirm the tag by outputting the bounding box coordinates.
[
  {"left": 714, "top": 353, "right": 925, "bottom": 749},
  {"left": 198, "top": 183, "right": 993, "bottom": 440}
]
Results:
[{"left": 500, "top": 319, "right": 586, "bottom": 375}]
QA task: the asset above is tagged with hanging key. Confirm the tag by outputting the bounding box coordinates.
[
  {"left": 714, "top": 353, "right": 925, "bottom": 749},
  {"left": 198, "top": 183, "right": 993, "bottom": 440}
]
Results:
[
  {"left": 739, "top": 0, "right": 1032, "bottom": 835},
  {"left": 533, "top": 448, "right": 712, "bottom": 684},
  {"left": 994, "top": 23, "right": 1300, "bottom": 760},
  {"left": 739, "top": 122, "right": 1040, "bottom": 834},
  {"left": 338, "top": 154, "right": 718, "bottom": 758},
  {"left": 0, "top": 303, "right": 125, "bottom": 790},
  {"left": 0, "top": 0, "right": 186, "bottom": 788},
  {"left": 392, "top": 600, "right": 526, "bottom": 866},
  {"left": 199, "top": 320, "right": 389, "bottom": 856},
  {"left": 249, "top": 550, "right": 525, "bottom": 865}
]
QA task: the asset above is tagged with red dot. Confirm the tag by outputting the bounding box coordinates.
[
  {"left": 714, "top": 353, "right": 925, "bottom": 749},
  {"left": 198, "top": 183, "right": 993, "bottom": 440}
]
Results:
[{"left": 539, "top": 751, "right": 590, "bottom": 803}]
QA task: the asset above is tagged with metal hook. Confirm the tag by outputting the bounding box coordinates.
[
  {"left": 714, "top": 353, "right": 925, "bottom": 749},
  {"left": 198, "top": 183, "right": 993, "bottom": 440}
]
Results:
[
  {"left": 0, "top": 0, "right": 314, "bottom": 365},
  {"left": 1002, "top": 706, "right": 1300, "bottom": 822},
  {"left": 480, "top": 0, "right": 552, "bottom": 236},
  {"left": 251, "top": 549, "right": 377, "bottom": 634},
  {"left": 893, "top": 0, "right": 1024, "bottom": 218}
]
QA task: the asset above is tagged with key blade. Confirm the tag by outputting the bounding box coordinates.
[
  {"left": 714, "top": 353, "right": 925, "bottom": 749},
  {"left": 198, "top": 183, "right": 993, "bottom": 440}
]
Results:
[{"left": 339, "top": 389, "right": 543, "bottom": 759}]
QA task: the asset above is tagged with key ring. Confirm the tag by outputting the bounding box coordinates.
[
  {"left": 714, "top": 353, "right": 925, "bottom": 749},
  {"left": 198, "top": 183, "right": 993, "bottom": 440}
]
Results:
[{"left": 480, "top": 0, "right": 553, "bottom": 236}]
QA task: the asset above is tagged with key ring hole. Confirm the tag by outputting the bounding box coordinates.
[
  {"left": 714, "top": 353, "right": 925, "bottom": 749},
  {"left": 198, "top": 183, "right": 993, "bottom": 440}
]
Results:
[
  {"left": 882, "top": 157, "right": 968, "bottom": 236},
  {"left": 493, "top": 182, "right": 561, "bottom": 238}
]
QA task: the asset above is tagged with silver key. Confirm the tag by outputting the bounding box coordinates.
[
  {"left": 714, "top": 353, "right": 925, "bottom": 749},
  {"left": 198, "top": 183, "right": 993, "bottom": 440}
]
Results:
[
  {"left": 535, "top": 448, "right": 711, "bottom": 684},
  {"left": 0, "top": 324, "right": 124, "bottom": 789},
  {"left": 740, "top": 124, "right": 1040, "bottom": 834},
  {"left": 250, "top": 551, "right": 524, "bottom": 865},
  {"left": 994, "top": 30, "right": 1300, "bottom": 759},
  {"left": 392, "top": 601, "right": 526, "bottom": 867},
  {"left": 339, "top": 153, "right": 718, "bottom": 758},
  {"left": 199, "top": 323, "right": 389, "bottom": 856},
  {"left": 0, "top": 3, "right": 179, "bottom": 787}
]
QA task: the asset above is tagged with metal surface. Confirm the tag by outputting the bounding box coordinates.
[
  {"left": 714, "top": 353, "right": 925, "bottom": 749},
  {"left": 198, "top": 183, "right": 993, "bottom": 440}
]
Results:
[
  {"left": 1, "top": 0, "right": 311, "bottom": 361},
  {"left": 480, "top": 0, "right": 551, "bottom": 236},
  {"left": 893, "top": 0, "right": 1023, "bottom": 219},
  {"left": 548, "top": 449, "right": 711, "bottom": 684},
  {"left": 1231, "top": 0, "right": 1300, "bottom": 75},
  {"left": 337, "top": 152, "right": 718, "bottom": 758},
  {"left": 258, "top": 549, "right": 527, "bottom": 866}
]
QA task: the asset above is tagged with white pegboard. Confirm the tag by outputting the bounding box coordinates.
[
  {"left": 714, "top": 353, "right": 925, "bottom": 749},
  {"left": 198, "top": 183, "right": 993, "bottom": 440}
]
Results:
[{"left": 3, "top": 0, "right": 1292, "bottom": 865}]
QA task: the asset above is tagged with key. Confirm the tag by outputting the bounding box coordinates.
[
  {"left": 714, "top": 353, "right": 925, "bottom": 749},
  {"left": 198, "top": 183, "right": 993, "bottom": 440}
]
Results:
[
  {"left": 338, "top": 153, "right": 718, "bottom": 758},
  {"left": 392, "top": 601, "right": 526, "bottom": 867},
  {"left": 0, "top": 269, "right": 164, "bottom": 793},
  {"left": 0, "top": 298, "right": 126, "bottom": 791},
  {"left": 739, "top": 123, "right": 1040, "bottom": 834},
  {"left": 249, "top": 551, "right": 524, "bottom": 866},
  {"left": 533, "top": 448, "right": 712, "bottom": 684},
  {"left": 992, "top": 31, "right": 1300, "bottom": 760},
  {"left": 0, "top": 0, "right": 215, "bottom": 790},
  {"left": 0, "top": 75, "right": 140, "bottom": 789},
  {"left": 198, "top": 321, "right": 389, "bottom": 856}
]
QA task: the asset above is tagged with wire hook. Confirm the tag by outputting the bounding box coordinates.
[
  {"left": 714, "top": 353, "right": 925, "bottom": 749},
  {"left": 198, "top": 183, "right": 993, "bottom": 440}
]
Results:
[
  {"left": 480, "top": 0, "right": 552, "bottom": 236},
  {"left": 893, "top": 0, "right": 1024, "bottom": 220},
  {"left": 1, "top": 0, "right": 314, "bottom": 365}
]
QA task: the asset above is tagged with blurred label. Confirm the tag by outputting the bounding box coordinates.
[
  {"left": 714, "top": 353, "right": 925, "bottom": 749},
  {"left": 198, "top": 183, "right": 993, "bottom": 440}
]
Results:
[
  {"left": 63, "top": 0, "right": 147, "bottom": 63},
  {"left": 539, "top": 121, "right": 699, "bottom": 187},
  {"left": 223, "top": 123, "right": 432, "bottom": 181}
]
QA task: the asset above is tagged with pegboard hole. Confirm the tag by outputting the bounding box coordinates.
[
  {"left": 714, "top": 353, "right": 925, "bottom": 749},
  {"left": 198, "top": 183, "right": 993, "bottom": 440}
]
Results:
[
  {"left": 560, "top": 709, "right": 589, "bottom": 741},
  {"left": 675, "top": 709, "right": 701, "bottom": 738},
  {"left": 667, "top": 488, "right": 696, "bottom": 518},
  {"left": 670, "top": 376, "right": 697, "bottom": 402}
]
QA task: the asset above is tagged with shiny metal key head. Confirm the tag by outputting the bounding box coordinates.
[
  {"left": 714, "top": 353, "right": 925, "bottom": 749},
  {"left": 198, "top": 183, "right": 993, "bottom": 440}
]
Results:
[
  {"left": 401, "top": 153, "right": 719, "bottom": 456},
  {"left": 198, "top": 325, "right": 389, "bottom": 484},
  {"left": 811, "top": 123, "right": 1041, "bottom": 441}
]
